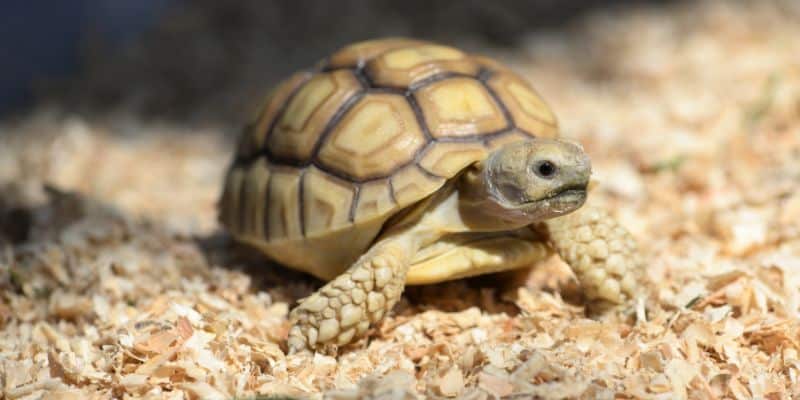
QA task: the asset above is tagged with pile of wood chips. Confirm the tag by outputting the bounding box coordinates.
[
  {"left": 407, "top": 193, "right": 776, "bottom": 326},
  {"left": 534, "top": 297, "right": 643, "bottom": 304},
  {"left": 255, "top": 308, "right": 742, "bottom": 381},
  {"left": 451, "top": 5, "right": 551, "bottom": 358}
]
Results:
[{"left": 2, "top": 1, "right": 799, "bottom": 398}]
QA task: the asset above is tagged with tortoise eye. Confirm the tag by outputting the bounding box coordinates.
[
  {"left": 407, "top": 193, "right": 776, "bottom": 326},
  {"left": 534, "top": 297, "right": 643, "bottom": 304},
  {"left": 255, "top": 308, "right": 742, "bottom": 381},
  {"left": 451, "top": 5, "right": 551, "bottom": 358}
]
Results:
[{"left": 534, "top": 160, "right": 557, "bottom": 179}]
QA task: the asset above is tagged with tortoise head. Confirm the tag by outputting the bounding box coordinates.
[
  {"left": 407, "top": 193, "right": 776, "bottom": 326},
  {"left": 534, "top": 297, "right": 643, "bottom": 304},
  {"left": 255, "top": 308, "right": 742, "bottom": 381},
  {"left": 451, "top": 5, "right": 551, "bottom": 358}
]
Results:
[{"left": 460, "top": 138, "right": 591, "bottom": 230}]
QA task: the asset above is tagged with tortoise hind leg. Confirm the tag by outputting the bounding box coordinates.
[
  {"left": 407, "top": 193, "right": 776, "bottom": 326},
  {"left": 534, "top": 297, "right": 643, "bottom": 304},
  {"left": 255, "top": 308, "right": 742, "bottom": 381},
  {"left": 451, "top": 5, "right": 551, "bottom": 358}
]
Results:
[
  {"left": 537, "top": 205, "right": 641, "bottom": 305},
  {"left": 288, "top": 236, "right": 415, "bottom": 354}
]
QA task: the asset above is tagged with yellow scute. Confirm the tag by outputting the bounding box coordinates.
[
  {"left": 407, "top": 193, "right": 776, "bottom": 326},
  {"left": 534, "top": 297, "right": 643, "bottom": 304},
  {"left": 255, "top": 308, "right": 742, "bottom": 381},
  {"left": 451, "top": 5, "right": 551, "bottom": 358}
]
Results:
[
  {"left": 303, "top": 168, "right": 353, "bottom": 236},
  {"left": 417, "top": 78, "right": 507, "bottom": 138},
  {"left": 280, "top": 75, "right": 336, "bottom": 132},
  {"left": 318, "top": 94, "right": 424, "bottom": 180},
  {"left": 429, "top": 80, "right": 496, "bottom": 121},
  {"left": 332, "top": 101, "right": 402, "bottom": 155},
  {"left": 384, "top": 45, "right": 464, "bottom": 69},
  {"left": 508, "top": 81, "right": 555, "bottom": 125},
  {"left": 419, "top": 142, "right": 487, "bottom": 177}
]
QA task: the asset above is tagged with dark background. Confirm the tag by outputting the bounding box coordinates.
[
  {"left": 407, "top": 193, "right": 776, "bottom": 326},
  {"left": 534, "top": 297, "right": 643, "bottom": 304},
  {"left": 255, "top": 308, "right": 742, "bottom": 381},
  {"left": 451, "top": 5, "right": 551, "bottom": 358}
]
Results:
[{"left": 1, "top": 0, "right": 671, "bottom": 124}]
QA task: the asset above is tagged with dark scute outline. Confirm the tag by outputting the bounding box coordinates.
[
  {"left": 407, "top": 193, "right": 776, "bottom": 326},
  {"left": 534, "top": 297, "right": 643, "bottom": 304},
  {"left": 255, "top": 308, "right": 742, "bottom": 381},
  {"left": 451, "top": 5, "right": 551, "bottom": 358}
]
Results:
[
  {"left": 298, "top": 168, "right": 308, "bottom": 237},
  {"left": 245, "top": 160, "right": 272, "bottom": 241},
  {"left": 477, "top": 67, "right": 517, "bottom": 134},
  {"left": 353, "top": 67, "right": 372, "bottom": 88},
  {"left": 348, "top": 183, "right": 361, "bottom": 223},
  {"left": 236, "top": 123, "right": 255, "bottom": 158},
  {"left": 302, "top": 166, "right": 357, "bottom": 236},
  {"left": 406, "top": 91, "right": 433, "bottom": 142},
  {"left": 261, "top": 166, "right": 273, "bottom": 241},
  {"left": 414, "top": 163, "right": 448, "bottom": 181},
  {"left": 408, "top": 71, "right": 473, "bottom": 92},
  {"left": 258, "top": 70, "right": 314, "bottom": 153},
  {"left": 309, "top": 89, "right": 367, "bottom": 159},
  {"left": 323, "top": 39, "right": 428, "bottom": 71},
  {"left": 267, "top": 70, "right": 366, "bottom": 165},
  {"left": 479, "top": 66, "right": 557, "bottom": 131},
  {"left": 220, "top": 166, "right": 238, "bottom": 230},
  {"left": 477, "top": 67, "right": 494, "bottom": 82},
  {"left": 386, "top": 178, "right": 398, "bottom": 206},
  {"left": 238, "top": 164, "right": 252, "bottom": 236}
]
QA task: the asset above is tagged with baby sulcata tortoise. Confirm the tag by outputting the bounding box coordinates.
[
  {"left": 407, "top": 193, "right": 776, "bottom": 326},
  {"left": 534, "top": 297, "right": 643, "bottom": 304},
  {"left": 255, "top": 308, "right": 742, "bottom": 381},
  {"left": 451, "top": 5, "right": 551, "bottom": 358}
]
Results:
[{"left": 219, "top": 38, "right": 640, "bottom": 354}]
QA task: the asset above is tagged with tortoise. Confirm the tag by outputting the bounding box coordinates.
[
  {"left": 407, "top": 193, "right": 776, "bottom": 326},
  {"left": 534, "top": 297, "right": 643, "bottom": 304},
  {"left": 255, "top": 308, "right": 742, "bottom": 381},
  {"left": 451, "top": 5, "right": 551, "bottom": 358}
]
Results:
[{"left": 219, "top": 38, "right": 640, "bottom": 353}]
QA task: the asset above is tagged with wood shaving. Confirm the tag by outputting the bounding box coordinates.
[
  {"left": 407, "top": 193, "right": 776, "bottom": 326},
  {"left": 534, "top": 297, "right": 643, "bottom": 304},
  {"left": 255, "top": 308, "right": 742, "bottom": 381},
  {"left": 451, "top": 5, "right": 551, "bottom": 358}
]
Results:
[{"left": 1, "top": 1, "right": 800, "bottom": 398}]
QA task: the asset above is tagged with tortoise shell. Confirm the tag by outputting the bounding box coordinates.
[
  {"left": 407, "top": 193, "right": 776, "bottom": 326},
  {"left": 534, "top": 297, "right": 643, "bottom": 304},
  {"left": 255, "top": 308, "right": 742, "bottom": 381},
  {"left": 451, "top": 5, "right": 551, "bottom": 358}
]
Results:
[{"left": 219, "top": 38, "right": 558, "bottom": 279}]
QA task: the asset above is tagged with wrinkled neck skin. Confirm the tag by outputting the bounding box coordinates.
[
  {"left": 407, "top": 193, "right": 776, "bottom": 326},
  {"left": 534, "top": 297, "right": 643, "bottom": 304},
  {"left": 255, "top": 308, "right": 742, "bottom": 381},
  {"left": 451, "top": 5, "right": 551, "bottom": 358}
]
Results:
[
  {"left": 381, "top": 170, "right": 551, "bottom": 247},
  {"left": 457, "top": 166, "right": 537, "bottom": 231}
]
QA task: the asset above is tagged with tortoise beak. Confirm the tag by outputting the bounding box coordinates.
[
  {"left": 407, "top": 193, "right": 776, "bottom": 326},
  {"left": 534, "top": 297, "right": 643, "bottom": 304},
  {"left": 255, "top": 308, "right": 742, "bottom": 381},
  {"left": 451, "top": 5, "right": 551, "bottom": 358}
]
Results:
[{"left": 514, "top": 185, "right": 587, "bottom": 220}]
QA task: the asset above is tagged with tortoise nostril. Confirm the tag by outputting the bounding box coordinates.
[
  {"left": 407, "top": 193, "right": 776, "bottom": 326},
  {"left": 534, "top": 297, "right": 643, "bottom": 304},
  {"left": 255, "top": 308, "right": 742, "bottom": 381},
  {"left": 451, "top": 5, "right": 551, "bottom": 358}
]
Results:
[{"left": 534, "top": 160, "right": 557, "bottom": 179}]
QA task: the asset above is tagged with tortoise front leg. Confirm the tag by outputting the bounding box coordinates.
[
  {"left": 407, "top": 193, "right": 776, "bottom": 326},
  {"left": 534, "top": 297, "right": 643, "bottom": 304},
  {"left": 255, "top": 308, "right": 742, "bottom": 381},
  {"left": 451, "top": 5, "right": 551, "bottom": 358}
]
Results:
[
  {"left": 537, "top": 205, "right": 641, "bottom": 305},
  {"left": 288, "top": 237, "right": 415, "bottom": 354}
]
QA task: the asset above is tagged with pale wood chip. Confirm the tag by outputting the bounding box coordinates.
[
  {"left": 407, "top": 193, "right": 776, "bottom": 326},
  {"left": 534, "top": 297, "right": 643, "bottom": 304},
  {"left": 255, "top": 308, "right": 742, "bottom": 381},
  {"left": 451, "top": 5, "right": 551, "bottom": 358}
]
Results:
[
  {"left": 178, "top": 381, "right": 229, "bottom": 400},
  {"left": 5, "top": 379, "right": 65, "bottom": 400},
  {"left": 477, "top": 372, "right": 513, "bottom": 398},
  {"left": 437, "top": 366, "right": 464, "bottom": 397}
]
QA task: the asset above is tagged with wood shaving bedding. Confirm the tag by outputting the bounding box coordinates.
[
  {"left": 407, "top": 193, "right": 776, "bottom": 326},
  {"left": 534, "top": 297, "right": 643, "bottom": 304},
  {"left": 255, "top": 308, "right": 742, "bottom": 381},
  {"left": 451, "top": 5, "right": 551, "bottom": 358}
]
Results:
[{"left": 1, "top": 1, "right": 799, "bottom": 398}]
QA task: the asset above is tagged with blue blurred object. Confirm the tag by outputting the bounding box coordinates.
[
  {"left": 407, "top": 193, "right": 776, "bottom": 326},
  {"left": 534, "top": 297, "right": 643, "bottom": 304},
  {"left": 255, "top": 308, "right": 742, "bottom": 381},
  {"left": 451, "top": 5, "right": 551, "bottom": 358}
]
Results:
[{"left": 0, "top": 0, "right": 172, "bottom": 116}]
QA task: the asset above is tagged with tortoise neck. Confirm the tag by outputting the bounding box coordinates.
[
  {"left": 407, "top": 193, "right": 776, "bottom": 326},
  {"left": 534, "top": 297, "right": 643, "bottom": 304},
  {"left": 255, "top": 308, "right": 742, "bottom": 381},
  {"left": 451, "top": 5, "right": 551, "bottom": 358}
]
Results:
[
  {"left": 456, "top": 163, "right": 543, "bottom": 231},
  {"left": 378, "top": 172, "right": 538, "bottom": 253}
]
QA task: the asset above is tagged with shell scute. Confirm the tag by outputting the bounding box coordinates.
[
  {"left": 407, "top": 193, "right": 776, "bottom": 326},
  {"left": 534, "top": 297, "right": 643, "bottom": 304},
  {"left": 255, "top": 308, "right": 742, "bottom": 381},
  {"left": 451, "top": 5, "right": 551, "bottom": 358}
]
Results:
[
  {"left": 419, "top": 141, "right": 488, "bottom": 177},
  {"left": 390, "top": 165, "right": 446, "bottom": 205},
  {"left": 240, "top": 159, "right": 271, "bottom": 239},
  {"left": 353, "top": 179, "right": 395, "bottom": 223},
  {"left": 268, "top": 70, "right": 362, "bottom": 162},
  {"left": 219, "top": 166, "right": 246, "bottom": 233},
  {"left": 365, "top": 44, "right": 479, "bottom": 88},
  {"left": 265, "top": 167, "right": 303, "bottom": 241},
  {"left": 317, "top": 93, "right": 425, "bottom": 180},
  {"left": 326, "top": 37, "right": 425, "bottom": 69},
  {"left": 415, "top": 77, "right": 509, "bottom": 138},
  {"left": 485, "top": 72, "right": 558, "bottom": 138},
  {"left": 240, "top": 72, "right": 313, "bottom": 159},
  {"left": 302, "top": 167, "right": 355, "bottom": 236}
]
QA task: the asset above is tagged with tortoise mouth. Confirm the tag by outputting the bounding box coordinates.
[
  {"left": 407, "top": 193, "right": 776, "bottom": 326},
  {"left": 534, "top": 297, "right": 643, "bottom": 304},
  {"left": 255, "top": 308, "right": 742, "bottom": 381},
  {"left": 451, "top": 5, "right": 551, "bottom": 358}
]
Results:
[
  {"left": 514, "top": 186, "right": 587, "bottom": 218},
  {"left": 535, "top": 185, "right": 587, "bottom": 202}
]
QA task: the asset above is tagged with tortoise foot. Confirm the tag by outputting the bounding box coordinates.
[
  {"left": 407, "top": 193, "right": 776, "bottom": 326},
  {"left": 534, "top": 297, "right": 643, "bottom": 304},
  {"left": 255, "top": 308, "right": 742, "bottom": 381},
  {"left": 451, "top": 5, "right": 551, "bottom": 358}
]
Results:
[
  {"left": 541, "top": 205, "right": 642, "bottom": 304},
  {"left": 288, "top": 246, "right": 409, "bottom": 354}
]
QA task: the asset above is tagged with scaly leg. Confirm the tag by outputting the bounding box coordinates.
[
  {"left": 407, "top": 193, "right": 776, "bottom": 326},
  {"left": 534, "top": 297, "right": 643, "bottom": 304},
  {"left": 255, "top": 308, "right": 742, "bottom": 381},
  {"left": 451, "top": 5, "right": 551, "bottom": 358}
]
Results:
[
  {"left": 287, "top": 236, "right": 415, "bottom": 354},
  {"left": 538, "top": 205, "right": 641, "bottom": 304}
]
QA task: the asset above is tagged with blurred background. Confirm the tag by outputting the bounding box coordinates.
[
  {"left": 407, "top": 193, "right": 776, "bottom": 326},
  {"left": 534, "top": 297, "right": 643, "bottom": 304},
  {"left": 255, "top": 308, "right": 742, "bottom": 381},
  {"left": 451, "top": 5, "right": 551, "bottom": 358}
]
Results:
[{"left": 1, "top": 0, "right": 668, "bottom": 125}]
